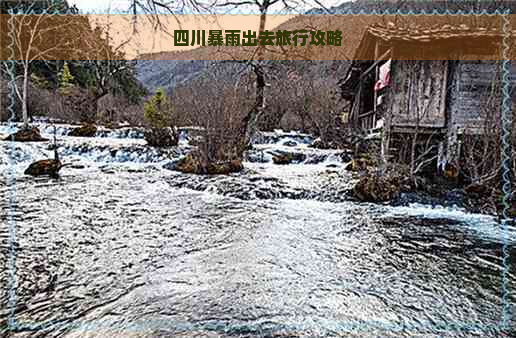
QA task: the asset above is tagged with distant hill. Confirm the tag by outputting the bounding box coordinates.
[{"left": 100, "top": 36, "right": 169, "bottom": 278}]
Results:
[{"left": 135, "top": 60, "right": 209, "bottom": 93}]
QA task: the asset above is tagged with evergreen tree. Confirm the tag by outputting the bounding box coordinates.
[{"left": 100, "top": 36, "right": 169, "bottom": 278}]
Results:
[
  {"left": 58, "top": 62, "right": 74, "bottom": 93},
  {"left": 144, "top": 88, "right": 170, "bottom": 128}
]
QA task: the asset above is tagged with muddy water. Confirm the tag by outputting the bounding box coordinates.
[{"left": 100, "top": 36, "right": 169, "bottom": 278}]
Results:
[{"left": 0, "top": 127, "right": 515, "bottom": 337}]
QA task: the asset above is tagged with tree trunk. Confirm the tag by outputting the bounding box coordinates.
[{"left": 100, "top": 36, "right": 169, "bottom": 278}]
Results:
[
  {"left": 242, "top": 5, "right": 268, "bottom": 147},
  {"left": 244, "top": 64, "right": 265, "bottom": 144},
  {"left": 22, "top": 64, "right": 29, "bottom": 129}
]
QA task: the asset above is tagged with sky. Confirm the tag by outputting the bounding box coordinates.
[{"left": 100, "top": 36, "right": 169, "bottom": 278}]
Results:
[{"left": 69, "top": 0, "right": 345, "bottom": 14}]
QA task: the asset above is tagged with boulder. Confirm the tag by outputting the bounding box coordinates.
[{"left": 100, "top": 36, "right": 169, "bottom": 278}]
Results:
[
  {"left": 144, "top": 127, "right": 178, "bottom": 147},
  {"left": 24, "top": 159, "right": 62, "bottom": 177},
  {"left": 272, "top": 152, "right": 306, "bottom": 165},
  {"left": 175, "top": 154, "right": 243, "bottom": 175},
  {"left": 69, "top": 124, "right": 97, "bottom": 137},
  {"left": 207, "top": 160, "right": 243, "bottom": 175},
  {"left": 4, "top": 127, "right": 48, "bottom": 142},
  {"left": 353, "top": 174, "right": 400, "bottom": 202}
]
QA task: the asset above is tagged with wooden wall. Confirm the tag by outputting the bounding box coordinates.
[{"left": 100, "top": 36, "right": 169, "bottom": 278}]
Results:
[
  {"left": 448, "top": 60, "right": 516, "bottom": 131},
  {"left": 389, "top": 60, "right": 448, "bottom": 128}
]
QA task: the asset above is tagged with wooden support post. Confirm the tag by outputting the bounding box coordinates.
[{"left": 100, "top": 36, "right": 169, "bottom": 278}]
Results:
[{"left": 373, "top": 41, "right": 380, "bottom": 125}]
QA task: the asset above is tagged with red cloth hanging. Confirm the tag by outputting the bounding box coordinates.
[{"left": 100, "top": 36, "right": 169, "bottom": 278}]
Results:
[{"left": 374, "top": 59, "right": 391, "bottom": 91}]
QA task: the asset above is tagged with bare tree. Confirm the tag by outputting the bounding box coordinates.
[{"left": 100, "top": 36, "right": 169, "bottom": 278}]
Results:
[
  {"left": 214, "top": 0, "right": 331, "bottom": 146},
  {"left": 5, "top": 3, "right": 83, "bottom": 128},
  {"left": 170, "top": 63, "right": 254, "bottom": 173}
]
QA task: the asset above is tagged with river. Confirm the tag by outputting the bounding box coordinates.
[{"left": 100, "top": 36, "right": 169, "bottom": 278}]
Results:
[{"left": 1, "top": 123, "right": 514, "bottom": 337}]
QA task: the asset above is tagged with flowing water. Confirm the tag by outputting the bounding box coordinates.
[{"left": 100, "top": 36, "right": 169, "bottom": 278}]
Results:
[{"left": 1, "top": 124, "right": 515, "bottom": 337}]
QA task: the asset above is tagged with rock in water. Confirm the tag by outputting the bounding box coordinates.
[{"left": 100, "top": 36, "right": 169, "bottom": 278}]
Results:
[
  {"left": 353, "top": 175, "right": 400, "bottom": 202},
  {"left": 68, "top": 124, "right": 97, "bottom": 137},
  {"left": 24, "top": 159, "right": 62, "bottom": 177},
  {"left": 207, "top": 160, "right": 243, "bottom": 175},
  {"left": 272, "top": 153, "right": 293, "bottom": 165},
  {"left": 175, "top": 154, "right": 243, "bottom": 175},
  {"left": 4, "top": 127, "right": 48, "bottom": 142},
  {"left": 144, "top": 127, "right": 178, "bottom": 147},
  {"left": 272, "top": 152, "right": 306, "bottom": 165},
  {"left": 310, "top": 139, "right": 328, "bottom": 149}
]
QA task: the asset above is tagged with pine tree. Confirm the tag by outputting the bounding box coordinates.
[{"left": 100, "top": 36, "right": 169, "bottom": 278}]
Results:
[
  {"left": 58, "top": 62, "right": 75, "bottom": 93},
  {"left": 144, "top": 88, "right": 170, "bottom": 128}
]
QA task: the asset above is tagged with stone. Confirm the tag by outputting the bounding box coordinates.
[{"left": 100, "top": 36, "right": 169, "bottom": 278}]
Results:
[
  {"left": 272, "top": 152, "right": 306, "bottom": 165},
  {"left": 69, "top": 124, "right": 97, "bottom": 137},
  {"left": 144, "top": 127, "right": 178, "bottom": 147},
  {"left": 24, "top": 159, "right": 62, "bottom": 177},
  {"left": 272, "top": 153, "right": 293, "bottom": 165},
  {"left": 207, "top": 160, "right": 243, "bottom": 175},
  {"left": 175, "top": 154, "right": 243, "bottom": 175},
  {"left": 4, "top": 127, "right": 48, "bottom": 142},
  {"left": 353, "top": 174, "right": 400, "bottom": 202}
]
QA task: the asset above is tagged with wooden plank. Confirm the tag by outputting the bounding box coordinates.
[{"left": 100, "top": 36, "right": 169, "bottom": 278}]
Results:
[
  {"left": 389, "top": 60, "right": 411, "bottom": 120},
  {"left": 373, "top": 40, "right": 380, "bottom": 117},
  {"left": 360, "top": 49, "right": 392, "bottom": 80}
]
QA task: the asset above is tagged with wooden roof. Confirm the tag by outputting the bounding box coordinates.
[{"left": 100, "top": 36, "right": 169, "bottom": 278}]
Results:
[
  {"left": 339, "top": 24, "right": 514, "bottom": 97},
  {"left": 354, "top": 24, "right": 511, "bottom": 60}
]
